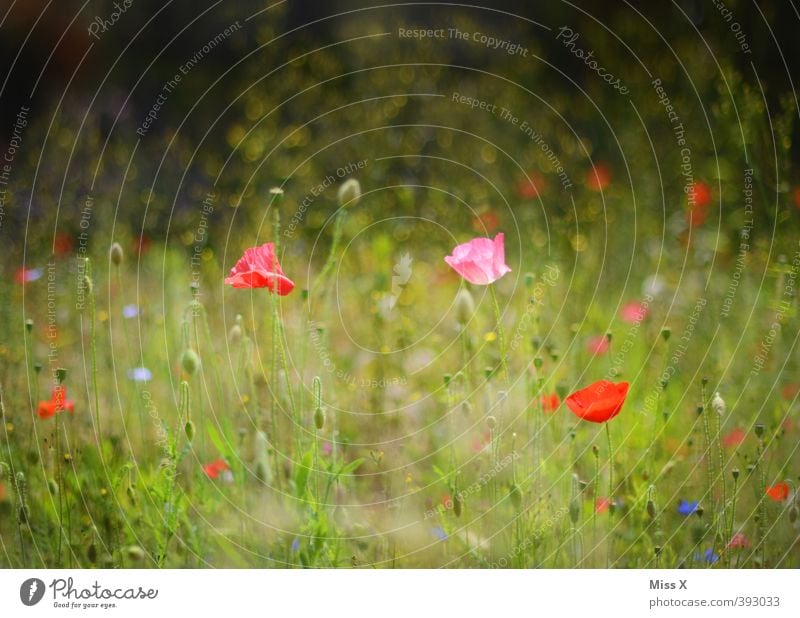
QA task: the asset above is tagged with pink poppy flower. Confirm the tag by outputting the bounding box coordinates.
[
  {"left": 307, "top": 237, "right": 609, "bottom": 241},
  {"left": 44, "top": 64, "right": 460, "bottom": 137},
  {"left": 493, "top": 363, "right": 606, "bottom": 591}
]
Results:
[
  {"left": 587, "top": 335, "right": 610, "bottom": 355},
  {"left": 224, "top": 242, "right": 295, "bottom": 295},
  {"left": 620, "top": 301, "right": 648, "bottom": 324},
  {"left": 444, "top": 233, "right": 511, "bottom": 285},
  {"left": 727, "top": 532, "right": 751, "bottom": 550}
]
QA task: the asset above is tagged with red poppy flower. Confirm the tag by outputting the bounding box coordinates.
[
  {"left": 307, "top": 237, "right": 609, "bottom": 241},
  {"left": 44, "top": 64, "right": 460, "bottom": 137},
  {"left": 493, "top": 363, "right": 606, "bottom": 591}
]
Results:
[
  {"left": 687, "top": 203, "right": 709, "bottom": 227},
  {"left": 781, "top": 383, "right": 799, "bottom": 400},
  {"left": 687, "top": 182, "right": 711, "bottom": 208},
  {"left": 540, "top": 393, "right": 560, "bottom": 413},
  {"left": 586, "top": 335, "right": 610, "bottom": 356},
  {"left": 54, "top": 233, "right": 74, "bottom": 256},
  {"left": 565, "top": 380, "right": 629, "bottom": 423},
  {"left": 516, "top": 173, "right": 544, "bottom": 200},
  {"left": 595, "top": 496, "right": 611, "bottom": 513},
  {"left": 0, "top": 482, "right": 5, "bottom": 502},
  {"left": 204, "top": 459, "right": 230, "bottom": 479},
  {"left": 37, "top": 386, "right": 75, "bottom": 419},
  {"left": 586, "top": 163, "right": 611, "bottom": 192},
  {"left": 722, "top": 427, "right": 746, "bottom": 448},
  {"left": 471, "top": 211, "right": 499, "bottom": 233},
  {"left": 224, "top": 242, "right": 295, "bottom": 294},
  {"left": 765, "top": 482, "right": 790, "bottom": 502},
  {"left": 135, "top": 234, "right": 152, "bottom": 256}
]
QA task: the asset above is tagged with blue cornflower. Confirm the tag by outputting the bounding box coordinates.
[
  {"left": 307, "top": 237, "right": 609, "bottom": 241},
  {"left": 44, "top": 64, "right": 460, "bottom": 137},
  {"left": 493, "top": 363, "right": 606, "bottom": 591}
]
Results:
[
  {"left": 704, "top": 548, "right": 720, "bottom": 564},
  {"left": 291, "top": 538, "right": 300, "bottom": 552},
  {"left": 123, "top": 304, "right": 139, "bottom": 319},
  {"left": 431, "top": 526, "right": 448, "bottom": 541},
  {"left": 128, "top": 367, "right": 153, "bottom": 382},
  {"left": 677, "top": 499, "right": 699, "bottom": 516}
]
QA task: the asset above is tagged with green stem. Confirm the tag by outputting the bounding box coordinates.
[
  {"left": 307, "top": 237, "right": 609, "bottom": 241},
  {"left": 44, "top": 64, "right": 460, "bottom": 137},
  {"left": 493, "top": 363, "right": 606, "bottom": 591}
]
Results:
[
  {"left": 605, "top": 422, "right": 613, "bottom": 567},
  {"left": 488, "top": 284, "right": 508, "bottom": 384}
]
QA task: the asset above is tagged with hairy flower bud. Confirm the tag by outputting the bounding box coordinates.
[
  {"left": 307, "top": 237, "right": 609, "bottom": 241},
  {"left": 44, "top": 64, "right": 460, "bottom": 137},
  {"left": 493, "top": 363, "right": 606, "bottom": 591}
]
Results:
[
  {"left": 337, "top": 178, "right": 361, "bottom": 208},
  {"left": 110, "top": 242, "right": 124, "bottom": 266}
]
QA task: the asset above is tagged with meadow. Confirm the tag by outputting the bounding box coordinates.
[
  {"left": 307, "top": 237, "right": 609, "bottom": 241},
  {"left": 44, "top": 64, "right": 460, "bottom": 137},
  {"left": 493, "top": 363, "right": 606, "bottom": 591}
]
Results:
[{"left": 0, "top": 2, "right": 799, "bottom": 569}]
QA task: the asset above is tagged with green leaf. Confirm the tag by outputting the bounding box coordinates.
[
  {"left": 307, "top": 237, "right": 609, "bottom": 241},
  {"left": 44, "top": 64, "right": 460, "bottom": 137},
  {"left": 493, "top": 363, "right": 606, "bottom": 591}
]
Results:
[
  {"left": 294, "top": 451, "right": 314, "bottom": 499},
  {"left": 338, "top": 457, "right": 365, "bottom": 477}
]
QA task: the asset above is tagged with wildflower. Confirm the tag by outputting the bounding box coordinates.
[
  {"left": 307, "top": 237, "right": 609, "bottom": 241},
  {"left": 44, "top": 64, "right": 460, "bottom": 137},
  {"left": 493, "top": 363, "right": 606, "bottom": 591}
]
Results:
[
  {"left": 620, "top": 301, "right": 648, "bottom": 324},
  {"left": 565, "top": 380, "right": 629, "bottom": 423},
  {"left": 516, "top": 172, "right": 544, "bottom": 200},
  {"left": 677, "top": 499, "right": 699, "bottom": 516},
  {"left": 586, "top": 335, "right": 610, "bottom": 356},
  {"left": 727, "top": 532, "right": 751, "bottom": 550},
  {"left": 586, "top": 162, "right": 611, "bottom": 191},
  {"left": 765, "top": 482, "right": 790, "bottom": 502},
  {"left": 444, "top": 233, "right": 511, "bottom": 285},
  {"left": 596, "top": 497, "right": 611, "bottom": 513},
  {"left": 15, "top": 267, "right": 43, "bottom": 284},
  {"left": 781, "top": 383, "right": 799, "bottom": 400},
  {"left": 181, "top": 349, "right": 201, "bottom": 375},
  {"left": 540, "top": 393, "right": 560, "bottom": 413},
  {"left": 204, "top": 459, "right": 230, "bottom": 480},
  {"left": 471, "top": 211, "right": 500, "bottom": 233},
  {"left": 722, "top": 427, "right": 745, "bottom": 448},
  {"left": 291, "top": 538, "right": 301, "bottom": 552},
  {"left": 122, "top": 304, "right": 139, "bottom": 319},
  {"left": 128, "top": 367, "right": 153, "bottom": 382},
  {"left": 321, "top": 442, "right": 333, "bottom": 456},
  {"left": 702, "top": 548, "right": 720, "bottom": 564},
  {"left": 37, "top": 386, "right": 75, "bottom": 419},
  {"left": 687, "top": 181, "right": 711, "bottom": 208},
  {"left": 224, "top": 242, "right": 295, "bottom": 294},
  {"left": 431, "top": 526, "right": 448, "bottom": 541}
]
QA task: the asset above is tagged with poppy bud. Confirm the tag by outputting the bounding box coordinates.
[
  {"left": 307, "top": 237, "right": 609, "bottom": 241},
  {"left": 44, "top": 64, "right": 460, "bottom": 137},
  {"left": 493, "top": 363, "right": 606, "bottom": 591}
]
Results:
[
  {"left": 110, "top": 242, "right": 124, "bottom": 266},
  {"left": 34, "top": 362, "right": 42, "bottom": 373},
  {"left": 556, "top": 382, "right": 568, "bottom": 400},
  {"left": 454, "top": 493, "right": 463, "bottom": 517},
  {"left": 443, "top": 373, "right": 452, "bottom": 387},
  {"left": 660, "top": 327, "right": 671, "bottom": 341},
  {"left": 48, "top": 479, "right": 59, "bottom": 496},
  {"left": 789, "top": 506, "right": 798, "bottom": 523},
  {"left": 228, "top": 324, "right": 243, "bottom": 344},
  {"left": 314, "top": 406, "right": 326, "bottom": 430},
  {"left": 569, "top": 497, "right": 580, "bottom": 523},
  {"left": 454, "top": 288, "right": 475, "bottom": 325},
  {"left": 337, "top": 178, "right": 361, "bottom": 208},
  {"left": 486, "top": 415, "right": 497, "bottom": 430},
  {"left": 592, "top": 444, "right": 599, "bottom": 457},
  {"left": 509, "top": 483, "right": 522, "bottom": 510},
  {"left": 533, "top": 356, "right": 543, "bottom": 369},
  {"left": 184, "top": 420, "right": 195, "bottom": 442},
  {"left": 711, "top": 392, "right": 726, "bottom": 415},
  {"left": 125, "top": 545, "right": 145, "bottom": 561},
  {"left": 181, "top": 349, "right": 201, "bottom": 375},
  {"left": 87, "top": 543, "right": 98, "bottom": 563},
  {"left": 524, "top": 272, "right": 535, "bottom": 288},
  {"left": 461, "top": 401, "right": 472, "bottom": 416},
  {"left": 646, "top": 499, "right": 656, "bottom": 519}
]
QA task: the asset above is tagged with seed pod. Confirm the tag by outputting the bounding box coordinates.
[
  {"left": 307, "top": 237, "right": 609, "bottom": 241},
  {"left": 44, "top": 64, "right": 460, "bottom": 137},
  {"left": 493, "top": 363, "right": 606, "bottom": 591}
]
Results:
[
  {"left": 646, "top": 499, "right": 656, "bottom": 520},
  {"left": 184, "top": 420, "right": 196, "bottom": 442},
  {"left": 337, "top": 178, "right": 361, "bottom": 208},
  {"left": 755, "top": 423, "right": 765, "bottom": 438},
  {"left": 732, "top": 468, "right": 740, "bottom": 480},
  {"left": 314, "top": 406, "right": 326, "bottom": 430},
  {"left": 660, "top": 327, "right": 671, "bottom": 341},
  {"left": 454, "top": 289, "right": 475, "bottom": 325},
  {"left": 25, "top": 319, "right": 34, "bottom": 332},
  {"left": 486, "top": 415, "right": 497, "bottom": 430},
  {"left": 228, "top": 324, "right": 243, "bottom": 344},
  {"left": 453, "top": 493, "right": 463, "bottom": 517},
  {"left": 181, "top": 349, "right": 201, "bottom": 375},
  {"left": 110, "top": 242, "right": 124, "bottom": 266}
]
